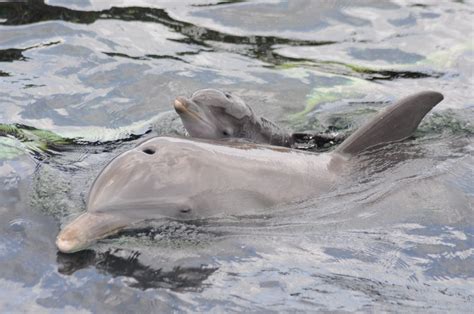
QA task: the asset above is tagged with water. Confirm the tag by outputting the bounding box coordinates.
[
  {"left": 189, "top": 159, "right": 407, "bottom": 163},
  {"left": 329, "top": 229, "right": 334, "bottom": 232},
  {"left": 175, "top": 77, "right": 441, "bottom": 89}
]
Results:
[{"left": 1, "top": 0, "right": 473, "bottom": 312}]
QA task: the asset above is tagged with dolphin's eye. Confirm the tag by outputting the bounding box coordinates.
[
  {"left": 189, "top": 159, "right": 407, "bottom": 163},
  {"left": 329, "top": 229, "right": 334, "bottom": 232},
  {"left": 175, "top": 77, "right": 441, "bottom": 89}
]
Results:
[
  {"left": 142, "top": 148, "right": 156, "bottom": 155},
  {"left": 224, "top": 92, "right": 231, "bottom": 99},
  {"left": 222, "top": 130, "right": 230, "bottom": 136}
]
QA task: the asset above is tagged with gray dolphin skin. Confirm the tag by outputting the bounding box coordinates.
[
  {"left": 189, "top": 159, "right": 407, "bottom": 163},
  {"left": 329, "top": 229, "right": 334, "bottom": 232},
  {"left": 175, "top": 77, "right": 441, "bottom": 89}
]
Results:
[
  {"left": 174, "top": 89, "right": 294, "bottom": 146},
  {"left": 56, "top": 91, "right": 443, "bottom": 253}
]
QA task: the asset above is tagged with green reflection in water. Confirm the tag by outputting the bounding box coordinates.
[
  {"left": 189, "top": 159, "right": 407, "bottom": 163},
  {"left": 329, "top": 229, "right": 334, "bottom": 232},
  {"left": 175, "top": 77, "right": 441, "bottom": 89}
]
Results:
[{"left": 0, "top": 123, "right": 73, "bottom": 157}]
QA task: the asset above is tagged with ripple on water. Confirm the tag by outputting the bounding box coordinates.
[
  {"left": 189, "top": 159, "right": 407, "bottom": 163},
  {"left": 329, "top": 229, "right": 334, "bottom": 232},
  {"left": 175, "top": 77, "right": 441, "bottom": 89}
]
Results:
[{"left": 0, "top": 0, "right": 473, "bottom": 312}]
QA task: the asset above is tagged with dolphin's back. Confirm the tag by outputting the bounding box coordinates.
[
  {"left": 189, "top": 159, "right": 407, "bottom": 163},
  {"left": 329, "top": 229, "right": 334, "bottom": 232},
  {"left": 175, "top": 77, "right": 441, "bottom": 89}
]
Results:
[{"left": 335, "top": 91, "right": 444, "bottom": 156}]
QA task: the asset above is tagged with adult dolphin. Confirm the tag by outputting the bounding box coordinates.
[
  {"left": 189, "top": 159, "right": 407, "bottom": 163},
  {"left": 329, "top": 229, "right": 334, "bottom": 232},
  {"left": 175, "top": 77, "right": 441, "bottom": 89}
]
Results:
[{"left": 56, "top": 91, "right": 444, "bottom": 253}]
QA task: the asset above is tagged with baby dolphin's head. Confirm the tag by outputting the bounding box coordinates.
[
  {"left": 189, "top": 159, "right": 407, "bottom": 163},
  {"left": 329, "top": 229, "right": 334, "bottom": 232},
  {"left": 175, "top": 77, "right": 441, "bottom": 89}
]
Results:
[{"left": 174, "top": 89, "right": 255, "bottom": 139}]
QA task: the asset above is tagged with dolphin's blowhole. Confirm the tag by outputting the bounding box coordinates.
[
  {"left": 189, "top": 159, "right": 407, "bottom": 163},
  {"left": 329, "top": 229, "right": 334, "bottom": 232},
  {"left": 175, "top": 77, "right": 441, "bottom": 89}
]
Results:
[{"left": 142, "top": 148, "right": 156, "bottom": 155}]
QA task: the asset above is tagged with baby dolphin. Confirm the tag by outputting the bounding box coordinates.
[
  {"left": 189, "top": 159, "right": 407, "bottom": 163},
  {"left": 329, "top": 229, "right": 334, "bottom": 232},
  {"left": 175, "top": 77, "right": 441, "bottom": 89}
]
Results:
[
  {"left": 174, "top": 89, "right": 294, "bottom": 146},
  {"left": 57, "top": 91, "right": 444, "bottom": 253}
]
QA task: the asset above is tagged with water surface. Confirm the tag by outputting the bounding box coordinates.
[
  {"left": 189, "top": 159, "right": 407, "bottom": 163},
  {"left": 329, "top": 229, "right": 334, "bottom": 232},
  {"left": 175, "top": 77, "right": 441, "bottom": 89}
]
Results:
[{"left": 0, "top": 0, "right": 473, "bottom": 312}]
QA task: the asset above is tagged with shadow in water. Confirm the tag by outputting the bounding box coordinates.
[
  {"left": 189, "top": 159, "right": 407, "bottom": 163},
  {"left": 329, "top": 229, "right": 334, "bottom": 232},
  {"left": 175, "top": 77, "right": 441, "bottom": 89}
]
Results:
[
  {"left": 0, "top": 41, "right": 61, "bottom": 62},
  {"left": 57, "top": 249, "right": 218, "bottom": 291},
  {"left": 0, "top": 48, "right": 27, "bottom": 62}
]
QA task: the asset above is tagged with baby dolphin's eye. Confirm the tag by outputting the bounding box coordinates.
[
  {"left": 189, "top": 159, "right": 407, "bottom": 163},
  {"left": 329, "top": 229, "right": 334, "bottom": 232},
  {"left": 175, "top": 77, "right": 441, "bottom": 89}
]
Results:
[
  {"left": 224, "top": 92, "right": 231, "bottom": 99},
  {"left": 222, "top": 130, "right": 231, "bottom": 136}
]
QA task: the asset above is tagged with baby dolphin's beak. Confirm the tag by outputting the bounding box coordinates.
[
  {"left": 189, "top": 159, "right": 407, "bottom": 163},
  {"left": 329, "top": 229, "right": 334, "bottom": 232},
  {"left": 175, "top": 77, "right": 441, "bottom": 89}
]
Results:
[{"left": 174, "top": 97, "right": 189, "bottom": 114}]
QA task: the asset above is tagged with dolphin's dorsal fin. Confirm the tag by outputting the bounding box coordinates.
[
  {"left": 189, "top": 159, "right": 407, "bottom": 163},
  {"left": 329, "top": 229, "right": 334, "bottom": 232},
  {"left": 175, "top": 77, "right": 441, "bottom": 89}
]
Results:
[{"left": 334, "top": 91, "right": 444, "bottom": 157}]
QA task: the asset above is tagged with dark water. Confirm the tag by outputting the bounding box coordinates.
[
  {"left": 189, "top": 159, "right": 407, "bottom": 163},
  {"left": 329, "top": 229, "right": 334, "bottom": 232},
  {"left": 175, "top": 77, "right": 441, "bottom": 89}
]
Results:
[{"left": 1, "top": 0, "right": 473, "bottom": 312}]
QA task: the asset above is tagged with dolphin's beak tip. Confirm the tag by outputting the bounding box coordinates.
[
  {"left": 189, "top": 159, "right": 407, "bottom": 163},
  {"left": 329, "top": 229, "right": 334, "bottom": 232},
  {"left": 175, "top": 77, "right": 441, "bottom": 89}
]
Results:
[
  {"left": 56, "top": 229, "right": 83, "bottom": 254},
  {"left": 174, "top": 97, "right": 188, "bottom": 113},
  {"left": 56, "top": 234, "right": 76, "bottom": 254}
]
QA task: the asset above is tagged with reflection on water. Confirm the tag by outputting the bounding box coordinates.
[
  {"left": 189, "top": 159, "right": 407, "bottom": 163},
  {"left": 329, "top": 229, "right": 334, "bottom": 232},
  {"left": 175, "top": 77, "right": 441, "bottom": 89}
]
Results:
[
  {"left": 57, "top": 249, "right": 217, "bottom": 291},
  {"left": 6, "top": 1, "right": 426, "bottom": 86},
  {"left": 0, "top": 0, "right": 333, "bottom": 63},
  {"left": 0, "top": 0, "right": 473, "bottom": 312}
]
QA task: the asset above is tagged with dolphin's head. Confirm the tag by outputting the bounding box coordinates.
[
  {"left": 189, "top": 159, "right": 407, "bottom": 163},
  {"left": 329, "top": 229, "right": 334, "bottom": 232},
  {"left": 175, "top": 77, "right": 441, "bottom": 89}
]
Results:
[
  {"left": 174, "top": 89, "right": 255, "bottom": 139},
  {"left": 56, "top": 137, "right": 203, "bottom": 253}
]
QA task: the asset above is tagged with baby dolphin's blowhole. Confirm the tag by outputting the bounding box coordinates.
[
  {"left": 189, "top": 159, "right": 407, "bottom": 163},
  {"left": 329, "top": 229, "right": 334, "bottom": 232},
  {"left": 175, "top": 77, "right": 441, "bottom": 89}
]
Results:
[{"left": 142, "top": 148, "right": 156, "bottom": 155}]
